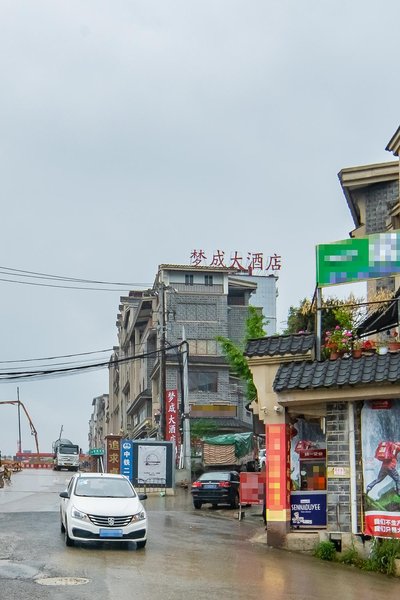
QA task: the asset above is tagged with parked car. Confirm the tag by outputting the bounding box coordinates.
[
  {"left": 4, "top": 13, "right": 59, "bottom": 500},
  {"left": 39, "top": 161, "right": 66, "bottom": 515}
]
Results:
[
  {"left": 191, "top": 470, "right": 240, "bottom": 509},
  {"left": 258, "top": 449, "right": 266, "bottom": 470},
  {"left": 59, "top": 472, "right": 148, "bottom": 548}
]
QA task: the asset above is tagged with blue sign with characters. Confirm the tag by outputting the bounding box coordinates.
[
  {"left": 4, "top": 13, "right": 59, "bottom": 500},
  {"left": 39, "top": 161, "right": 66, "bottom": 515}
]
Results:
[
  {"left": 120, "top": 439, "right": 133, "bottom": 480},
  {"left": 290, "top": 492, "right": 327, "bottom": 528}
]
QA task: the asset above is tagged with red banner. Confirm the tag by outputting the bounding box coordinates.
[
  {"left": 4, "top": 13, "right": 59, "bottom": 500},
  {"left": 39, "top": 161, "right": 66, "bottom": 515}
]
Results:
[
  {"left": 365, "top": 513, "right": 400, "bottom": 538},
  {"left": 165, "top": 389, "right": 181, "bottom": 445}
]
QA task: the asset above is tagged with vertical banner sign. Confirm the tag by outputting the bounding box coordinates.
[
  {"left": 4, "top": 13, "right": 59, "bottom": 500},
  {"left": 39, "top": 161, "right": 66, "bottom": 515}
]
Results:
[
  {"left": 121, "top": 439, "right": 133, "bottom": 481},
  {"left": 362, "top": 400, "right": 400, "bottom": 538},
  {"left": 266, "top": 424, "right": 290, "bottom": 521},
  {"left": 106, "top": 435, "right": 121, "bottom": 474},
  {"left": 165, "top": 389, "right": 181, "bottom": 445}
]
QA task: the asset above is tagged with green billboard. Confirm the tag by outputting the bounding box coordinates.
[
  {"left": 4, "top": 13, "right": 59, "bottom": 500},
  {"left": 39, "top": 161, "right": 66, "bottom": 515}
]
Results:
[{"left": 316, "top": 233, "right": 400, "bottom": 287}]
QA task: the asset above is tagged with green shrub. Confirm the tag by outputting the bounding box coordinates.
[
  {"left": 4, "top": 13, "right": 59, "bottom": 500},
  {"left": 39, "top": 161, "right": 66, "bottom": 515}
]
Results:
[
  {"left": 313, "top": 540, "right": 337, "bottom": 561},
  {"left": 367, "top": 538, "right": 400, "bottom": 576},
  {"left": 338, "top": 545, "right": 364, "bottom": 568}
]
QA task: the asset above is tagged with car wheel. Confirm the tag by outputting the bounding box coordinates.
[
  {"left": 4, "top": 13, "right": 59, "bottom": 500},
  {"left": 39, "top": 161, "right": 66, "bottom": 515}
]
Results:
[
  {"left": 64, "top": 520, "right": 74, "bottom": 547},
  {"left": 136, "top": 540, "right": 147, "bottom": 549},
  {"left": 193, "top": 500, "right": 202, "bottom": 509},
  {"left": 60, "top": 516, "right": 65, "bottom": 534},
  {"left": 230, "top": 492, "right": 239, "bottom": 509}
]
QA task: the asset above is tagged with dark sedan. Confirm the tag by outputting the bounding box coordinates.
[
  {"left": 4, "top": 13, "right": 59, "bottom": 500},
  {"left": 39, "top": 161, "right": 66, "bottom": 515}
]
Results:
[{"left": 191, "top": 471, "right": 240, "bottom": 509}]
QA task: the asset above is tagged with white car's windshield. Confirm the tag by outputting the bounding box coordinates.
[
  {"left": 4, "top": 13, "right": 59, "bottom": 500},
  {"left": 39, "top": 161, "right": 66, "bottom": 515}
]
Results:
[{"left": 74, "top": 477, "right": 136, "bottom": 498}]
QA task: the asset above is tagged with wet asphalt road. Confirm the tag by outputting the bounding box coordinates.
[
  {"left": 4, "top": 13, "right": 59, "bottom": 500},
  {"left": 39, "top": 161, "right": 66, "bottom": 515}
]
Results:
[{"left": 0, "top": 469, "right": 399, "bottom": 599}]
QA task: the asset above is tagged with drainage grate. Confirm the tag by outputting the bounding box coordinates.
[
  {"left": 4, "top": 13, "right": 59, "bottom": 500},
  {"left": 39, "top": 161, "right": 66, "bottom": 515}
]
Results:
[{"left": 36, "top": 577, "right": 90, "bottom": 586}]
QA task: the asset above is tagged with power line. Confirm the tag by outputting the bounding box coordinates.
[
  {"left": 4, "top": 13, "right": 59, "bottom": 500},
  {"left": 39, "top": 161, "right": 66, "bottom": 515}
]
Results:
[
  {"left": 0, "top": 344, "right": 182, "bottom": 383},
  {"left": 0, "top": 276, "right": 141, "bottom": 292},
  {"left": 0, "top": 348, "right": 114, "bottom": 364},
  {"left": 0, "top": 265, "right": 151, "bottom": 287}
]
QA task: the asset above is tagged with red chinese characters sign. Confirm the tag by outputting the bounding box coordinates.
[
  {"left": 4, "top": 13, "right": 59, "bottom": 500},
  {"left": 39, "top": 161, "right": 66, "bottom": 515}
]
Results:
[
  {"left": 165, "top": 389, "right": 181, "bottom": 445},
  {"left": 106, "top": 435, "right": 121, "bottom": 474},
  {"left": 189, "top": 249, "right": 282, "bottom": 273}
]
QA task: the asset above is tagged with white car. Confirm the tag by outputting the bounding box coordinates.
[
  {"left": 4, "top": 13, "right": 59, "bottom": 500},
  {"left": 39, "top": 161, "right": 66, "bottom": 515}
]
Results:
[{"left": 59, "top": 472, "right": 148, "bottom": 548}]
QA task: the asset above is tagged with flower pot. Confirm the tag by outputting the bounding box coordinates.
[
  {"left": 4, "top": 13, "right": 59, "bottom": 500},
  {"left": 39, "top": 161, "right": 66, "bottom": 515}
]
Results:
[
  {"left": 329, "top": 351, "right": 340, "bottom": 360},
  {"left": 352, "top": 349, "right": 362, "bottom": 358},
  {"left": 389, "top": 341, "right": 400, "bottom": 352}
]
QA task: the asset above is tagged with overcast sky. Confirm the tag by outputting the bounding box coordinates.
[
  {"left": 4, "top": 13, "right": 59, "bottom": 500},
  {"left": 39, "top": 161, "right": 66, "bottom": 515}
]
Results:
[{"left": 0, "top": 1, "right": 399, "bottom": 455}]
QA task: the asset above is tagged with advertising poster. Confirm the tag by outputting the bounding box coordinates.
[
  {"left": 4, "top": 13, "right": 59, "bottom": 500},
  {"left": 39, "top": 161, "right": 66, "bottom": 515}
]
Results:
[
  {"left": 290, "top": 418, "right": 326, "bottom": 528},
  {"left": 291, "top": 492, "right": 327, "bottom": 528},
  {"left": 362, "top": 400, "right": 400, "bottom": 538},
  {"left": 138, "top": 445, "right": 167, "bottom": 485},
  {"left": 290, "top": 418, "right": 326, "bottom": 491}
]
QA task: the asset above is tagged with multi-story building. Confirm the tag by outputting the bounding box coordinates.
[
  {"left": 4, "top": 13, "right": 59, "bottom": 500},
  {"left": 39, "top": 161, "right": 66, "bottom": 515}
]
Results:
[
  {"left": 88, "top": 394, "right": 108, "bottom": 452},
  {"left": 106, "top": 263, "right": 272, "bottom": 444},
  {"left": 338, "top": 139, "right": 400, "bottom": 297}
]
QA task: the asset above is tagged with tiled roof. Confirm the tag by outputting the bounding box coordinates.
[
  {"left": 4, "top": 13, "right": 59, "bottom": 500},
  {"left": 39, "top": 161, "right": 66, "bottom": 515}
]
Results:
[
  {"left": 273, "top": 352, "right": 400, "bottom": 392},
  {"left": 245, "top": 333, "right": 315, "bottom": 357}
]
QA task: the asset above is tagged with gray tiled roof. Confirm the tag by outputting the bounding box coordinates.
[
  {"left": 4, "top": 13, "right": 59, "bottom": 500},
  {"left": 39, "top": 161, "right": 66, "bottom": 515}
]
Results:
[
  {"left": 245, "top": 333, "right": 315, "bottom": 357},
  {"left": 273, "top": 352, "right": 400, "bottom": 392}
]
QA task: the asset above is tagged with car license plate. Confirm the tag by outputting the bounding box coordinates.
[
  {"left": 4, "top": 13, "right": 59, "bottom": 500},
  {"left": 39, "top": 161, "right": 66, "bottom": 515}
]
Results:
[
  {"left": 204, "top": 484, "right": 217, "bottom": 489},
  {"left": 99, "top": 528, "right": 123, "bottom": 538}
]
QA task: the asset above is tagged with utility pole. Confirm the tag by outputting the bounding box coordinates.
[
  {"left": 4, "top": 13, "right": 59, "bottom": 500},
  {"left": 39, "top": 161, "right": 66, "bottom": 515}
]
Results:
[
  {"left": 159, "top": 282, "right": 167, "bottom": 440},
  {"left": 181, "top": 334, "right": 191, "bottom": 473},
  {"left": 17, "top": 387, "right": 22, "bottom": 454}
]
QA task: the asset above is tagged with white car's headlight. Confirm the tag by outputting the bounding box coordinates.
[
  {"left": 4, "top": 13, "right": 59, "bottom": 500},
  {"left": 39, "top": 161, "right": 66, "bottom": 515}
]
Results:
[
  {"left": 71, "top": 506, "right": 89, "bottom": 521},
  {"left": 132, "top": 510, "right": 146, "bottom": 522}
]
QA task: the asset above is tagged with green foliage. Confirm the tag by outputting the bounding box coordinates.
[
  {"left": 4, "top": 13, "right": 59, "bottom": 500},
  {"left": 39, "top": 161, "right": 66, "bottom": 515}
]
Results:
[
  {"left": 364, "top": 538, "right": 400, "bottom": 576},
  {"left": 312, "top": 537, "right": 400, "bottom": 576},
  {"left": 216, "top": 307, "right": 267, "bottom": 403},
  {"left": 337, "top": 545, "right": 363, "bottom": 567},
  {"left": 245, "top": 306, "right": 268, "bottom": 342},
  {"left": 190, "top": 419, "right": 218, "bottom": 444},
  {"left": 284, "top": 294, "right": 366, "bottom": 335},
  {"left": 313, "top": 540, "right": 337, "bottom": 561}
]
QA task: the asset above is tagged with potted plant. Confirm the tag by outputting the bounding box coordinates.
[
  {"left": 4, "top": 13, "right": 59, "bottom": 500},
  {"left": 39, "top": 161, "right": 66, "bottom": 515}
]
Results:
[
  {"left": 352, "top": 338, "right": 363, "bottom": 358},
  {"left": 376, "top": 334, "right": 389, "bottom": 355},
  {"left": 361, "top": 339, "right": 375, "bottom": 355},
  {"left": 388, "top": 330, "right": 400, "bottom": 352},
  {"left": 324, "top": 326, "right": 353, "bottom": 359}
]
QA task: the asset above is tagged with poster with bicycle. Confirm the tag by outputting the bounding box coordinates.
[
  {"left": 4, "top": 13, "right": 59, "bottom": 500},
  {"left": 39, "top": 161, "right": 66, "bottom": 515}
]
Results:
[{"left": 362, "top": 400, "right": 400, "bottom": 538}]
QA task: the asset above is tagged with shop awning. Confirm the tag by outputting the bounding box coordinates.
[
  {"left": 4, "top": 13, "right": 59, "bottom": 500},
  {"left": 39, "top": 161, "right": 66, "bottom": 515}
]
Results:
[{"left": 356, "top": 288, "right": 400, "bottom": 337}]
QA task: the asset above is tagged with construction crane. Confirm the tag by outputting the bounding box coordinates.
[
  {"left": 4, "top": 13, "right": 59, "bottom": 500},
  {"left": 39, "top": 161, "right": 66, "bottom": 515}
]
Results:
[{"left": 0, "top": 400, "right": 40, "bottom": 454}]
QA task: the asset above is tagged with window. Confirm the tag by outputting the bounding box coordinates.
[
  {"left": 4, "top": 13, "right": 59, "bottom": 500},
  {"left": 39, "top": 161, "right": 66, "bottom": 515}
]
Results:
[
  {"left": 185, "top": 274, "right": 194, "bottom": 286},
  {"left": 188, "top": 339, "right": 218, "bottom": 356},
  {"left": 189, "top": 371, "right": 218, "bottom": 393},
  {"left": 204, "top": 275, "right": 213, "bottom": 286}
]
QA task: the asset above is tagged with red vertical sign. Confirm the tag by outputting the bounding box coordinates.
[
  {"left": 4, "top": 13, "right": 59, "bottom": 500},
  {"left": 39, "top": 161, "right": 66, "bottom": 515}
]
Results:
[{"left": 165, "top": 389, "right": 181, "bottom": 445}]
